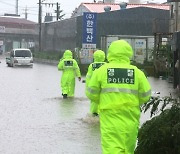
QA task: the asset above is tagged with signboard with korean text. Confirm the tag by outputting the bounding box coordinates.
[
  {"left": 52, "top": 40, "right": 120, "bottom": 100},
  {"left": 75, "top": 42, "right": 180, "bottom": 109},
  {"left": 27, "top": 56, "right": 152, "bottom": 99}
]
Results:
[
  {"left": 134, "top": 39, "right": 146, "bottom": 64},
  {"left": 107, "top": 68, "right": 134, "bottom": 84},
  {"left": 106, "top": 36, "right": 119, "bottom": 51},
  {"left": 79, "top": 48, "right": 95, "bottom": 64},
  {"left": 82, "top": 12, "right": 97, "bottom": 49}
]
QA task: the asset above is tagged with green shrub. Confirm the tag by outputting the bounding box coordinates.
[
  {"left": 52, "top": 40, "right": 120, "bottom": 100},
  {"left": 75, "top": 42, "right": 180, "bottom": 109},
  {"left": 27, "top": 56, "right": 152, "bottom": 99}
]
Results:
[
  {"left": 32, "top": 51, "right": 63, "bottom": 61},
  {"left": 135, "top": 96, "right": 180, "bottom": 154}
]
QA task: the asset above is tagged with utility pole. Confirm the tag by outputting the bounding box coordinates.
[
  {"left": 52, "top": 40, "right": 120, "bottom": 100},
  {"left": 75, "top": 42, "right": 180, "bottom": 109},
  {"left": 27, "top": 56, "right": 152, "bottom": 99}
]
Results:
[
  {"left": 16, "top": 0, "right": 18, "bottom": 15},
  {"left": 24, "top": 6, "right": 28, "bottom": 19},
  {"left": 38, "top": 0, "right": 42, "bottom": 52},
  {"left": 25, "top": 6, "right": 27, "bottom": 19},
  {"left": 39, "top": 0, "right": 57, "bottom": 52},
  {"left": 38, "top": 1, "right": 64, "bottom": 51},
  {"left": 56, "top": 2, "right": 59, "bottom": 21},
  {"left": 42, "top": 2, "right": 64, "bottom": 21},
  {"left": 22, "top": 6, "right": 28, "bottom": 19}
]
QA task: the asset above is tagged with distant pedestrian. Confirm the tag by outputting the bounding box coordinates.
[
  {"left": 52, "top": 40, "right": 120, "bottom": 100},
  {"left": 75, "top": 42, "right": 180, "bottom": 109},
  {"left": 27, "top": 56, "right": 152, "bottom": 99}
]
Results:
[
  {"left": 58, "top": 50, "right": 81, "bottom": 99},
  {"left": 85, "top": 50, "right": 106, "bottom": 116},
  {"left": 86, "top": 40, "right": 151, "bottom": 153}
]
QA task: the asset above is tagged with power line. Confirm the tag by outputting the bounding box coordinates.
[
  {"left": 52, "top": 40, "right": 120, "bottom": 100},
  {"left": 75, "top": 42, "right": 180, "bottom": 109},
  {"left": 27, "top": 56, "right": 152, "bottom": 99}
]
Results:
[
  {"left": 21, "top": 6, "right": 28, "bottom": 19},
  {"left": 16, "top": 0, "right": 18, "bottom": 15},
  {"left": 0, "top": 0, "right": 39, "bottom": 9},
  {"left": 0, "top": 0, "right": 15, "bottom": 1},
  {"left": 19, "top": 6, "right": 38, "bottom": 9},
  {"left": 21, "top": 8, "right": 45, "bottom": 13},
  {"left": 38, "top": 0, "right": 42, "bottom": 52},
  {"left": 0, "top": 0, "right": 16, "bottom": 7}
]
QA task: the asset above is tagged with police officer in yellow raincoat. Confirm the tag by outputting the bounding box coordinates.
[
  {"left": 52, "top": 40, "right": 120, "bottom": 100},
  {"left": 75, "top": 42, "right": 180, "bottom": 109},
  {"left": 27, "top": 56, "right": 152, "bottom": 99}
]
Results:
[
  {"left": 86, "top": 40, "right": 151, "bottom": 154},
  {"left": 58, "top": 50, "right": 81, "bottom": 99},
  {"left": 85, "top": 50, "right": 106, "bottom": 116}
]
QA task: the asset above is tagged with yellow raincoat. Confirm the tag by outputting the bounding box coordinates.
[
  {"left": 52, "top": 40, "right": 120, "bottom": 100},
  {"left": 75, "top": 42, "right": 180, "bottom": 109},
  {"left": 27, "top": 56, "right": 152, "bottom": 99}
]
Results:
[
  {"left": 85, "top": 50, "right": 106, "bottom": 114},
  {"left": 58, "top": 50, "right": 81, "bottom": 97},
  {"left": 86, "top": 40, "right": 151, "bottom": 154}
]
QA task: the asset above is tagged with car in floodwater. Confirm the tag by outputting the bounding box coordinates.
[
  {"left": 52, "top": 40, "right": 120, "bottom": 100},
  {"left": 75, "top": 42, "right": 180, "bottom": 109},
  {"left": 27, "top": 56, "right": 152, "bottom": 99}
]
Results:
[{"left": 6, "top": 48, "right": 33, "bottom": 67}]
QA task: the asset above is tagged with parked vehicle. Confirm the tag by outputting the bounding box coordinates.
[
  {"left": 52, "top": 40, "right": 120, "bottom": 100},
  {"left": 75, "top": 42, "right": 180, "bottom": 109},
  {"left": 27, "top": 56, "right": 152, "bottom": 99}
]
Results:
[{"left": 6, "top": 48, "right": 33, "bottom": 67}]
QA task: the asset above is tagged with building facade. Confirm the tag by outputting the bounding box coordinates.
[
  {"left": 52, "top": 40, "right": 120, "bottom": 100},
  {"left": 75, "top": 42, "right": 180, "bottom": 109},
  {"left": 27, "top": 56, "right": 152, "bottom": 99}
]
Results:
[
  {"left": 41, "top": 7, "right": 170, "bottom": 53},
  {"left": 0, "top": 16, "right": 38, "bottom": 53},
  {"left": 71, "top": 2, "right": 169, "bottom": 18}
]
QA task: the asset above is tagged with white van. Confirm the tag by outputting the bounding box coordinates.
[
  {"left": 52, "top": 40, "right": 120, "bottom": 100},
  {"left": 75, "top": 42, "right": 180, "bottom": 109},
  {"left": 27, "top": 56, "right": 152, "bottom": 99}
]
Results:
[{"left": 6, "top": 48, "right": 33, "bottom": 67}]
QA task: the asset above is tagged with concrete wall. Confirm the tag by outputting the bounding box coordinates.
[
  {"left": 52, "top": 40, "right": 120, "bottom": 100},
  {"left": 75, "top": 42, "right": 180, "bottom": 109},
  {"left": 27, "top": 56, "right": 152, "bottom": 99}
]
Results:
[
  {"left": 41, "top": 7, "right": 170, "bottom": 53},
  {"left": 41, "top": 18, "right": 77, "bottom": 52}
]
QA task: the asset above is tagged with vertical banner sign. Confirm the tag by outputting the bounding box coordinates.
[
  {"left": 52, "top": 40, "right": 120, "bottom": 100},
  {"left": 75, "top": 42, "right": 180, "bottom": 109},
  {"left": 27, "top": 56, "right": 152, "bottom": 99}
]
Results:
[
  {"left": 134, "top": 39, "right": 146, "bottom": 64},
  {"left": 82, "top": 12, "right": 97, "bottom": 49}
]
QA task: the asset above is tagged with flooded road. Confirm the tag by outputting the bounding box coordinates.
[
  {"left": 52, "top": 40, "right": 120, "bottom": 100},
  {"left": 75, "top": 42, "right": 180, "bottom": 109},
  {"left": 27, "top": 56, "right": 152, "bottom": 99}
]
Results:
[{"left": 0, "top": 56, "right": 177, "bottom": 154}]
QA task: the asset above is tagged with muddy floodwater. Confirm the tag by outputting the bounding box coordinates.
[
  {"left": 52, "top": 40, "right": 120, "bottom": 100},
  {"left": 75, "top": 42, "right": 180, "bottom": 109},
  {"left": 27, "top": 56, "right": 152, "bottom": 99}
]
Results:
[{"left": 0, "top": 57, "right": 178, "bottom": 154}]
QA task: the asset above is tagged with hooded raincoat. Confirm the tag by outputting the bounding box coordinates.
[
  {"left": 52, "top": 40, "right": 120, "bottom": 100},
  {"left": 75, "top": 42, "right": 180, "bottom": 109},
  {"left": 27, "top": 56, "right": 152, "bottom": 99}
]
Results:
[
  {"left": 85, "top": 50, "right": 106, "bottom": 114},
  {"left": 58, "top": 50, "right": 81, "bottom": 97},
  {"left": 86, "top": 40, "right": 151, "bottom": 154}
]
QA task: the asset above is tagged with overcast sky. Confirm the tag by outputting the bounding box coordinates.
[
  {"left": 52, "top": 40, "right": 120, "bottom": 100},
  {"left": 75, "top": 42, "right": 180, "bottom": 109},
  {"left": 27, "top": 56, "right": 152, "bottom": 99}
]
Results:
[{"left": 0, "top": 0, "right": 167, "bottom": 22}]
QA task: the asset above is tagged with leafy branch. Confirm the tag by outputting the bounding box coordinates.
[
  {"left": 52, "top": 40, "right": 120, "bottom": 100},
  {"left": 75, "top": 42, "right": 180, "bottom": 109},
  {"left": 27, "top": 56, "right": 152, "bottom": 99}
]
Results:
[
  {"left": 141, "top": 94, "right": 180, "bottom": 117},
  {"left": 136, "top": 95, "right": 180, "bottom": 154}
]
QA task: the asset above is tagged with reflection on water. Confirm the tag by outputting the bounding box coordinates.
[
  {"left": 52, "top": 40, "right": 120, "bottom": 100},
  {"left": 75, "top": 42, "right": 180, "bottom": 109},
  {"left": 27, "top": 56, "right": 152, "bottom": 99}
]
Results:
[{"left": 148, "top": 77, "right": 178, "bottom": 97}]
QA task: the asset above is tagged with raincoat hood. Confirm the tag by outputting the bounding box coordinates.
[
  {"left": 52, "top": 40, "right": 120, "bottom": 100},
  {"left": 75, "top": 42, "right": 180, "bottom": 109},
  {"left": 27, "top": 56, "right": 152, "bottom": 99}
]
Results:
[
  {"left": 63, "top": 50, "right": 72, "bottom": 59},
  {"left": 107, "top": 40, "right": 133, "bottom": 63},
  {"left": 93, "top": 50, "right": 105, "bottom": 62}
]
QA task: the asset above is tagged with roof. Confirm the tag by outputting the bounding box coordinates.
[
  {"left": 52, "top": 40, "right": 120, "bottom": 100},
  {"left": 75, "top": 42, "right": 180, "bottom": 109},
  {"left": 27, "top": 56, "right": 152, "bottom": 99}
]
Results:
[
  {"left": 0, "top": 16, "right": 37, "bottom": 24},
  {"left": 0, "top": 16, "right": 37, "bottom": 29},
  {"left": 81, "top": 3, "right": 170, "bottom": 13}
]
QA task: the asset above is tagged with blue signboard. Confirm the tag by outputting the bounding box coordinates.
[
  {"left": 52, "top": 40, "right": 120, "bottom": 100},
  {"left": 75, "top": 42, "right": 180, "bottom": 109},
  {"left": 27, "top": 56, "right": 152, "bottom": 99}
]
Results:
[{"left": 82, "top": 12, "right": 97, "bottom": 48}]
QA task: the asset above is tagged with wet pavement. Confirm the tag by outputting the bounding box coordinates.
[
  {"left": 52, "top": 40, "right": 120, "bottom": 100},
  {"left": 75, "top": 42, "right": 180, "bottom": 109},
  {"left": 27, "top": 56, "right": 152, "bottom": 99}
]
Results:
[{"left": 0, "top": 56, "right": 178, "bottom": 154}]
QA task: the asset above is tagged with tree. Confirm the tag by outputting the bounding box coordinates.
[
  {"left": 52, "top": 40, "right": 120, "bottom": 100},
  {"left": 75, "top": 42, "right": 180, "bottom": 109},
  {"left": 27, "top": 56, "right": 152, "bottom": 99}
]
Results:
[
  {"left": 135, "top": 95, "right": 180, "bottom": 154},
  {"left": 55, "top": 3, "right": 65, "bottom": 21}
]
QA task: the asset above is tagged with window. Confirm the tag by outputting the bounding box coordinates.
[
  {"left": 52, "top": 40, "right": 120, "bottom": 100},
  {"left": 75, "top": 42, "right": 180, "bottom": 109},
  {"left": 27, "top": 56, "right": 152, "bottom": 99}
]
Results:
[{"left": 15, "top": 50, "right": 31, "bottom": 57}]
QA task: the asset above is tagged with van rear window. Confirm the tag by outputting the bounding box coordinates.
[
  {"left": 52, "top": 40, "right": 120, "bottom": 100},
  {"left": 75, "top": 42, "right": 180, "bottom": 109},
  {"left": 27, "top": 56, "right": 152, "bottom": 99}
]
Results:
[{"left": 15, "top": 50, "right": 31, "bottom": 57}]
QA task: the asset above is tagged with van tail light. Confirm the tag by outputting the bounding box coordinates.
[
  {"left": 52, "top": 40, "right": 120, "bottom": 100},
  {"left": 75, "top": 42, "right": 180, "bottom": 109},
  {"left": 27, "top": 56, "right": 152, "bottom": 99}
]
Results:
[
  {"left": 30, "top": 60, "right": 33, "bottom": 63},
  {"left": 14, "top": 59, "right": 18, "bottom": 63}
]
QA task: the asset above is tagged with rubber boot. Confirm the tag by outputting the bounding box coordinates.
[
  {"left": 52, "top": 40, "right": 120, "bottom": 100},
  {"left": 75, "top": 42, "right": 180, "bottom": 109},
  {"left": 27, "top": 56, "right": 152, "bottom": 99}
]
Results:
[{"left": 63, "top": 94, "right": 67, "bottom": 99}]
